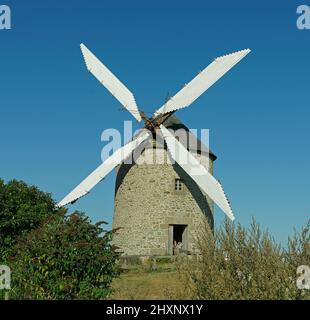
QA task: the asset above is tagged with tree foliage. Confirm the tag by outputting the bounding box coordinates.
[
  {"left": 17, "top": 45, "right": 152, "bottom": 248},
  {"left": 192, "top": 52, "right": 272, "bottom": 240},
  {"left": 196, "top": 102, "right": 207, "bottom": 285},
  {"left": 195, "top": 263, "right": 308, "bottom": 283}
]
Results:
[
  {"left": 0, "top": 179, "right": 119, "bottom": 300},
  {"left": 8, "top": 212, "right": 120, "bottom": 300},
  {"left": 0, "top": 179, "right": 57, "bottom": 261}
]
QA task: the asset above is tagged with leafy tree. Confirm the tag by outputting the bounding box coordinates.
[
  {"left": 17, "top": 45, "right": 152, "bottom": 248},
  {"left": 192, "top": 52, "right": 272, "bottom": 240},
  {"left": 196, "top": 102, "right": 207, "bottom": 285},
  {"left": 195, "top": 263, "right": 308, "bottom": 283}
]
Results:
[
  {"left": 0, "top": 179, "right": 57, "bottom": 261},
  {"left": 8, "top": 211, "right": 120, "bottom": 300}
]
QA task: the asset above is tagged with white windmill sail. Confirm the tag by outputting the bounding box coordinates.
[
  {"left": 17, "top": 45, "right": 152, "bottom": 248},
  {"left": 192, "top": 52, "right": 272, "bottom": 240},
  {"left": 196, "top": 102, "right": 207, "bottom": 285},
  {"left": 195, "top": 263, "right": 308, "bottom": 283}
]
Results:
[
  {"left": 160, "top": 125, "right": 234, "bottom": 220},
  {"left": 57, "top": 131, "right": 150, "bottom": 207},
  {"left": 80, "top": 43, "right": 142, "bottom": 122},
  {"left": 154, "top": 49, "right": 251, "bottom": 117}
]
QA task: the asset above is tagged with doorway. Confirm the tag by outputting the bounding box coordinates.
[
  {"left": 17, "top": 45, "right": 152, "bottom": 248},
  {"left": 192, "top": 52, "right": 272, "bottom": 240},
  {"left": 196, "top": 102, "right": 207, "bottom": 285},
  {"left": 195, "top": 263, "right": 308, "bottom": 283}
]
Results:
[{"left": 168, "top": 224, "right": 188, "bottom": 255}]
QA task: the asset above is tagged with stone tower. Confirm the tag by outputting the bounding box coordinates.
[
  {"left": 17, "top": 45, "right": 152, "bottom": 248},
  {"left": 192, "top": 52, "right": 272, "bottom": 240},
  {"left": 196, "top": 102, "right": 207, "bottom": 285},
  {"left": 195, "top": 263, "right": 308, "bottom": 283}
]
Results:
[{"left": 112, "top": 116, "right": 216, "bottom": 256}]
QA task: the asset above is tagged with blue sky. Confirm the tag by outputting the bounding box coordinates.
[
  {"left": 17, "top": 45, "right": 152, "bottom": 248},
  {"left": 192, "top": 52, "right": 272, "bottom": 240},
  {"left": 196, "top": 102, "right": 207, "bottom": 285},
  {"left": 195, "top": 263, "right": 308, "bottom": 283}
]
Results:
[{"left": 1, "top": 0, "right": 309, "bottom": 243}]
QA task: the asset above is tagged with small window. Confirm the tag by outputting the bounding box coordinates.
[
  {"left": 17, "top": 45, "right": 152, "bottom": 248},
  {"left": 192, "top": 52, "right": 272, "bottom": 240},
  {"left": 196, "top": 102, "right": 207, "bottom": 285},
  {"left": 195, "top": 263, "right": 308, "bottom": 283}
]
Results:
[{"left": 175, "top": 178, "right": 184, "bottom": 192}]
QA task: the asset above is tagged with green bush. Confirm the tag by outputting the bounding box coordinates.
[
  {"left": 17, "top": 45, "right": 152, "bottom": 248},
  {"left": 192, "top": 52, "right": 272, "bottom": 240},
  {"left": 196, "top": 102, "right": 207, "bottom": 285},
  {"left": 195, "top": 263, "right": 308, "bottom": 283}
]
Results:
[
  {"left": 8, "top": 212, "right": 120, "bottom": 300},
  {"left": 0, "top": 179, "right": 56, "bottom": 262},
  {"left": 178, "top": 219, "right": 310, "bottom": 300}
]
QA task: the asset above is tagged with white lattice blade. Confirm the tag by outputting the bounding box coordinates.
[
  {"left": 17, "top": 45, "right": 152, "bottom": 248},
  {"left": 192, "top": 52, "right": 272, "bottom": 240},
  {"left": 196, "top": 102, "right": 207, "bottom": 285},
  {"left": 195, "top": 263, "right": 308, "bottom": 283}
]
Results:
[
  {"left": 80, "top": 43, "right": 142, "bottom": 122},
  {"left": 154, "top": 49, "right": 251, "bottom": 117},
  {"left": 160, "top": 125, "right": 234, "bottom": 220},
  {"left": 57, "top": 131, "right": 150, "bottom": 207}
]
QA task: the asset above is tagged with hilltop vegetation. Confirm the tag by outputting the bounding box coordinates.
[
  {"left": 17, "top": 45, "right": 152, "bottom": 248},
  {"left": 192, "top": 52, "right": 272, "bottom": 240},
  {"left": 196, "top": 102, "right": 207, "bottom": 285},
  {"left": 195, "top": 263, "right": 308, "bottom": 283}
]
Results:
[
  {"left": 177, "top": 219, "right": 310, "bottom": 300},
  {"left": 110, "top": 220, "right": 309, "bottom": 300},
  {"left": 0, "top": 179, "right": 119, "bottom": 300},
  {"left": 0, "top": 179, "right": 309, "bottom": 300}
]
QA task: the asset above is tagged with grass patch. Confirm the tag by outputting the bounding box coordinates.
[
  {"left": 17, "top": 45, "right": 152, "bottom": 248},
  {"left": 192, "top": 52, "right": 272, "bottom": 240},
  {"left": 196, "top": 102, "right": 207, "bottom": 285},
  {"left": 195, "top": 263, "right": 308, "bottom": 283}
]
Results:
[{"left": 110, "top": 262, "right": 184, "bottom": 300}]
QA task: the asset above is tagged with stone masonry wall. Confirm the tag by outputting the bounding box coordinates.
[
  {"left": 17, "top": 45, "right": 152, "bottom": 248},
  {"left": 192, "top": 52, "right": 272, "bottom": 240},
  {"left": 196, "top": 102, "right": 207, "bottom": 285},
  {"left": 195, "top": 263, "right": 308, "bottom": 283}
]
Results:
[{"left": 112, "top": 144, "right": 214, "bottom": 256}]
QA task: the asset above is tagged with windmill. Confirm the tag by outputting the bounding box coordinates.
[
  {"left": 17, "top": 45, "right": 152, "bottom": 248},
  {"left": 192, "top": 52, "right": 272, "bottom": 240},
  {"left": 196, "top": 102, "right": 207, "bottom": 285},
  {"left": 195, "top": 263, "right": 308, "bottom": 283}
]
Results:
[{"left": 58, "top": 44, "right": 250, "bottom": 255}]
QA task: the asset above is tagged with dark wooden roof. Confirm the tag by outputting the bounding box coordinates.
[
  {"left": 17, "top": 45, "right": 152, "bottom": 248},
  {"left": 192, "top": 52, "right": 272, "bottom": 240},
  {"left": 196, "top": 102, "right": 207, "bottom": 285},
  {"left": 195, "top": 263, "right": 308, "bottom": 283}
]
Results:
[{"left": 163, "top": 115, "right": 217, "bottom": 161}]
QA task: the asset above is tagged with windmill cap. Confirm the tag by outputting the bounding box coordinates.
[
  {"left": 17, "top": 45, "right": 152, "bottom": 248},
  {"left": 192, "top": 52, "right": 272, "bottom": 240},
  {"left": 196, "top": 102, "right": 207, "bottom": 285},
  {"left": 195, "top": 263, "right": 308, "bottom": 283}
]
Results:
[{"left": 162, "top": 115, "right": 217, "bottom": 161}]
